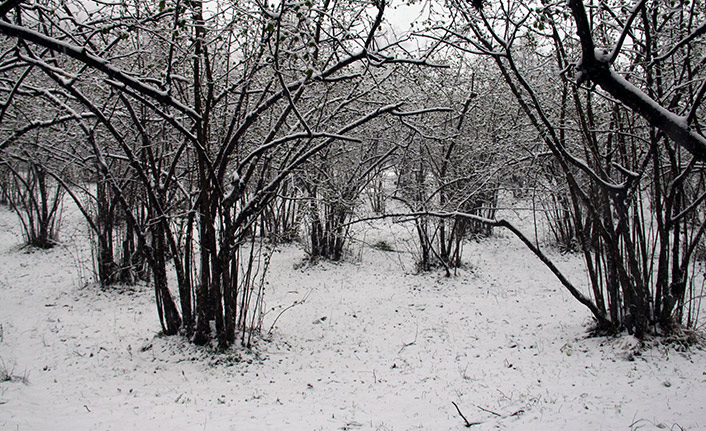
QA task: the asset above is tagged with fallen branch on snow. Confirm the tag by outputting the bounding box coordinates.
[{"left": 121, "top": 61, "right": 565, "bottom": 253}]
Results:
[
  {"left": 345, "top": 211, "right": 611, "bottom": 329},
  {"left": 452, "top": 401, "right": 482, "bottom": 427},
  {"left": 267, "top": 290, "right": 311, "bottom": 335}
]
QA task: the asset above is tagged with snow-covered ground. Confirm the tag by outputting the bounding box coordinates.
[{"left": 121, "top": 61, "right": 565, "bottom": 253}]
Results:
[{"left": 0, "top": 202, "right": 705, "bottom": 431}]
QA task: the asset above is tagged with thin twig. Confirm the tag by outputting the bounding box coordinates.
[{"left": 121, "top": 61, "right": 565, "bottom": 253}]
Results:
[
  {"left": 267, "top": 290, "right": 311, "bottom": 335},
  {"left": 475, "top": 404, "right": 502, "bottom": 417},
  {"left": 452, "top": 401, "right": 482, "bottom": 428},
  {"left": 398, "top": 325, "right": 418, "bottom": 354}
]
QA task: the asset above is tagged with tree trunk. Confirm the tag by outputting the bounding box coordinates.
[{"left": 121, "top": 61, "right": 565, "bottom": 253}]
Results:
[{"left": 152, "top": 219, "right": 181, "bottom": 335}]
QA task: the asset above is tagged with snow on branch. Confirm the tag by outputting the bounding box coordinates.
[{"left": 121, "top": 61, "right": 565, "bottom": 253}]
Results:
[
  {"left": 0, "top": 20, "right": 201, "bottom": 120},
  {"left": 653, "top": 22, "right": 706, "bottom": 64},
  {"left": 568, "top": 0, "right": 706, "bottom": 161},
  {"left": 391, "top": 107, "right": 454, "bottom": 116},
  {"left": 230, "top": 103, "right": 403, "bottom": 230},
  {"left": 608, "top": 0, "right": 647, "bottom": 65},
  {"left": 0, "top": 112, "right": 95, "bottom": 150},
  {"left": 347, "top": 210, "right": 611, "bottom": 328},
  {"left": 599, "top": 69, "right": 706, "bottom": 161},
  {"left": 0, "top": 0, "right": 21, "bottom": 20}
]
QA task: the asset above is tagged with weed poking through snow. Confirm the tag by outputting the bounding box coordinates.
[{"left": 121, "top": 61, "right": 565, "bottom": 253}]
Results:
[{"left": 0, "top": 358, "right": 29, "bottom": 384}]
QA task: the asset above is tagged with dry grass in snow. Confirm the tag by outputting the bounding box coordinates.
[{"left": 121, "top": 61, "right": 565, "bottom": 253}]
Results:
[{"left": 0, "top": 203, "right": 705, "bottom": 430}]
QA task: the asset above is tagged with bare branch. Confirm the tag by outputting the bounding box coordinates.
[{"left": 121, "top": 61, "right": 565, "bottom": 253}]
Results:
[
  {"left": 608, "top": 0, "right": 647, "bottom": 65},
  {"left": 391, "top": 107, "right": 454, "bottom": 116},
  {"left": 347, "top": 210, "right": 611, "bottom": 328},
  {"left": 568, "top": 0, "right": 706, "bottom": 160},
  {"left": 653, "top": 22, "right": 706, "bottom": 64},
  {"left": 0, "top": 112, "right": 95, "bottom": 150},
  {"left": 0, "top": 20, "right": 200, "bottom": 119},
  {"left": 452, "top": 402, "right": 481, "bottom": 428},
  {"left": 0, "top": 0, "right": 22, "bottom": 20}
]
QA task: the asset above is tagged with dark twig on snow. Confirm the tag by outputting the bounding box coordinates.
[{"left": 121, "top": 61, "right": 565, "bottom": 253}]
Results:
[
  {"left": 475, "top": 404, "right": 525, "bottom": 419},
  {"left": 398, "top": 325, "right": 418, "bottom": 354},
  {"left": 267, "top": 290, "right": 311, "bottom": 335},
  {"left": 344, "top": 210, "right": 611, "bottom": 329},
  {"left": 452, "top": 401, "right": 482, "bottom": 428},
  {"left": 475, "top": 404, "right": 502, "bottom": 417}
]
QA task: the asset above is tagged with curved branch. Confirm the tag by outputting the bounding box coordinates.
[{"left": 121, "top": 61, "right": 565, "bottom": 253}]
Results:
[
  {"left": 608, "top": 0, "right": 647, "bottom": 65},
  {"left": 349, "top": 210, "right": 612, "bottom": 328},
  {"left": 568, "top": 0, "right": 706, "bottom": 160},
  {"left": 653, "top": 22, "right": 706, "bottom": 64},
  {"left": 0, "top": 0, "right": 21, "bottom": 20},
  {"left": 0, "top": 20, "right": 200, "bottom": 119}
]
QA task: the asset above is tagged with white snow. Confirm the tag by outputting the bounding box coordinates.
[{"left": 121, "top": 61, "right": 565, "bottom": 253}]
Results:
[
  {"left": 594, "top": 47, "right": 611, "bottom": 63},
  {"left": 0, "top": 201, "right": 705, "bottom": 430},
  {"left": 608, "top": 69, "right": 691, "bottom": 131}
]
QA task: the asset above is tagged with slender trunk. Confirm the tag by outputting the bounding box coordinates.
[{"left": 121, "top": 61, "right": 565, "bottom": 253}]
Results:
[
  {"left": 180, "top": 211, "right": 195, "bottom": 334},
  {"left": 152, "top": 218, "right": 182, "bottom": 335}
]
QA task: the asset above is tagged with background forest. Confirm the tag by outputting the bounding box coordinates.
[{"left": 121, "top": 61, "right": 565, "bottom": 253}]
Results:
[
  {"left": 1, "top": 0, "right": 706, "bottom": 429},
  {"left": 1, "top": 0, "right": 703, "bottom": 341}
]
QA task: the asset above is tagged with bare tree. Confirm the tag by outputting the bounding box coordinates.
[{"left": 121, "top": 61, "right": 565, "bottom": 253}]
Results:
[
  {"left": 0, "top": 0, "right": 438, "bottom": 347},
  {"left": 435, "top": 0, "right": 706, "bottom": 336},
  {"left": 392, "top": 60, "right": 509, "bottom": 274}
]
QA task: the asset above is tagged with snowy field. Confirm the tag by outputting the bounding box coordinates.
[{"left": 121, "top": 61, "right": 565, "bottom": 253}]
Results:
[{"left": 1, "top": 202, "right": 705, "bottom": 431}]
